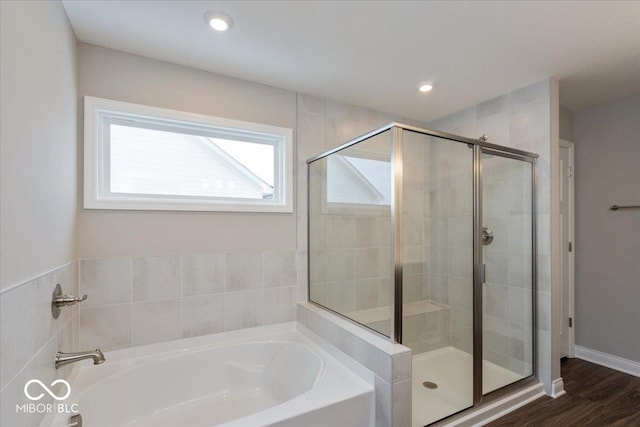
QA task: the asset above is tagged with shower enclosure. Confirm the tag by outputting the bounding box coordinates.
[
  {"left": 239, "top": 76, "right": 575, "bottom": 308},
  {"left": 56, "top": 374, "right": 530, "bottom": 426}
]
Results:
[{"left": 307, "top": 123, "right": 537, "bottom": 426}]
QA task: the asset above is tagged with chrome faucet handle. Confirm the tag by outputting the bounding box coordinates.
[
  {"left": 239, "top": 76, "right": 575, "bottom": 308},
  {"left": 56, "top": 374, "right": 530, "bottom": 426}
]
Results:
[
  {"left": 53, "top": 293, "right": 88, "bottom": 307},
  {"left": 51, "top": 284, "right": 88, "bottom": 319}
]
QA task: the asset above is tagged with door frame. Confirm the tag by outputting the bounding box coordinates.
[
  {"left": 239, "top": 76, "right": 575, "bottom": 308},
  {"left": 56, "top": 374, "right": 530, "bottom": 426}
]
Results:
[
  {"left": 559, "top": 139, "right": 576, "bottom": 357},
  {"left": 474, "top": 146, "right": 538, "bottom": 404}
]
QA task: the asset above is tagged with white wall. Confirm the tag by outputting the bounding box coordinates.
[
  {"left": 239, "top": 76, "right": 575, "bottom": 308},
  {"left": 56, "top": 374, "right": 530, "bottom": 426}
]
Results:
[
  {"left": 559, "top": 106, "right": 574, "bottom": 142},
  {"left": 0, "top": 0, "right": 78, "bottom": 290},
  {"left": 0, "top": 2, "right": 80, "bottom": 426},
  {"left": 573, "top": 94, "right": 640, "bottom": 362},
  {"left": 77, "top": 43, "right": 298, "bottom": 259}
]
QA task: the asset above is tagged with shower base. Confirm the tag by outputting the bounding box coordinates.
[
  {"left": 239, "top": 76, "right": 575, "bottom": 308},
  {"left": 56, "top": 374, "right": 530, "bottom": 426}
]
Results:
[{"left": 412, "top": 346, "right": 523, "bottom": 427}]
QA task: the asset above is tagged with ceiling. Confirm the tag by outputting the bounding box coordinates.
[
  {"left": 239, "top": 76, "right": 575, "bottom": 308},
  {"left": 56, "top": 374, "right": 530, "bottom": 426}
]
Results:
[{"left": 62, "top": 1, "right": 640, "bottom": 122}]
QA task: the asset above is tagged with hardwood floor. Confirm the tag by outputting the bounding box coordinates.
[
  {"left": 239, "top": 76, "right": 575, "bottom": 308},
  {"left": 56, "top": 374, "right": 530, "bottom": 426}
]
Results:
[{"left": 486, "top": 358, "right": 640, "bottom": 426}]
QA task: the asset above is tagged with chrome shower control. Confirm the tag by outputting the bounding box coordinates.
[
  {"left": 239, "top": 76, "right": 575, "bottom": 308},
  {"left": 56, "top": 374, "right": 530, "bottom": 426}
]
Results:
[
  {"left": 482, "top": 227, "right": 494, "bottom": 245},
  {"left": 53, "top": 293, "right": 88, "bottom": 306},
  {"left": 51, "top": 284, "right": 87, "bottom": 319}
]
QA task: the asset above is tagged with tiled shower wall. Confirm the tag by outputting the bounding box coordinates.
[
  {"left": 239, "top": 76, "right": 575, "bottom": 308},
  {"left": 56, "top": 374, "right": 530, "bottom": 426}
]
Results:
[
  {"left": 307, "top": 132, "right": 393, "bottom": 318},
  {"left": 428, "top": 79, "right": 552, "bottom": 380},
  {"left": 298, "top": 95, "right": 426, "bottom": 308},
  {"left": 402, "top": 131, "right": 430, "bottom": 305},
  {"left": 302, "top": 84, "right": 551, "bottom": 366},
  {"left": 422, "top": 134, "right": 476, "bottom": 356},
  {"left": 400, "top": 131, "right": 455, "bottom": 354},
  {"left": 481, "top": 156, "right": 534, "bottom": 375},
  {"left": 0, "top": 263, "right": 80, "bottom": 427},
  {"left": 422, "top": 134, "right": 474, "bottom": 354},
  {"left": 302, "top": 97, "right": 442, "bottom": 343}
]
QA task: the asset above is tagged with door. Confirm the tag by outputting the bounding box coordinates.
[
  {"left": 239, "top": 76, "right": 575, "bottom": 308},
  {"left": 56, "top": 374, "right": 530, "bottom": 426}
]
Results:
[
  {"left": 560, "top": 141, "right": 575, "bottom": 357},
  {"left": 480, "top": 148, "right": 535, "bottom": 396},
  {"left": 403, "top": 130, "right": 476, "bottom": 427}
]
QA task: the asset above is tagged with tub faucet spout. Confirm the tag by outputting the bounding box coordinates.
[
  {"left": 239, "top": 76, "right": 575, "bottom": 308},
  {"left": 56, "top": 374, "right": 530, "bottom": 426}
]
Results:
[{"left": 55, "top": 349, "right": 105, "bottom": 369}]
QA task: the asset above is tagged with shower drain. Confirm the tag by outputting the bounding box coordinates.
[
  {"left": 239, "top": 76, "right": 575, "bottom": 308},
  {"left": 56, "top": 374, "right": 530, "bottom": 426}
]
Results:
[{"left": 422, "top": 381, "right": 438, "bottom": 389}]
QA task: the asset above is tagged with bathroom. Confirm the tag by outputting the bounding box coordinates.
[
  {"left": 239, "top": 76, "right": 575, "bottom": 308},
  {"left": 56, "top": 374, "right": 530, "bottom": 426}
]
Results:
[{"left": 1, "top": 1, "right": 639, "bottom": 426}]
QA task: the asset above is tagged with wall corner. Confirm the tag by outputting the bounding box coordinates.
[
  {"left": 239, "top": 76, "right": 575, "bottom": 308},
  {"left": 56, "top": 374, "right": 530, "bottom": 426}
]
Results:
[{"left": 549, "top": 78, "right": 562, "bottom": 385}]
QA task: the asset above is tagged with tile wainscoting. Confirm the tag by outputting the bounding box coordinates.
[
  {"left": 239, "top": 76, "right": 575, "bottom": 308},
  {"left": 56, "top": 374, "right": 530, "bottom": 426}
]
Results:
[
  {"left": 79, "top": 250, "right": 305, "bottom": 351},
  {"left": 0, "top": 262, "right": 80, "bottom": 427}
]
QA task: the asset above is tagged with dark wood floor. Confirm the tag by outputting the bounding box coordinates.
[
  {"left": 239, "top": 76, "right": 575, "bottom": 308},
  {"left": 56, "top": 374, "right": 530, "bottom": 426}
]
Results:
[{"left": 486, "top": 358, "right": 640, "bottom": 426}]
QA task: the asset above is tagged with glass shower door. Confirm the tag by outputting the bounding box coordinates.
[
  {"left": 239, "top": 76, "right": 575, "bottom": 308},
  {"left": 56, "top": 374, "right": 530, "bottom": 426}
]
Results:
[
  {"left": 403, "top": 130, "right": 475, "bottom": 426},
  {"left": 480, "top": 149, "right": 535, "bottom": 395},
  {"left": 307, "top": 124, "right": 539, "bottom": 427}
]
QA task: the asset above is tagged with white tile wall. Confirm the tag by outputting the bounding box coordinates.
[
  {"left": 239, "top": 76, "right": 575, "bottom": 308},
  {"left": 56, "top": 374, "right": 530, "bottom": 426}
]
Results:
[
  {"left": 263, "top": 251, "right": 297, "bottom": 288},
  {"left": 224, "top": 289, "right": 264, "bottom": 330},
  {"left": 298, "top": 302, "right": 411, "bottom": 427},
  {"left": 132, "top": 299, "right": 182, "bottom": 346},
  {"left": 1, "top": 284, "right": 35, "bottom": 388},
  {"left": 1, "top": 262, "right": 79, "bottom": 427},
  {"left": 263, "top": 286, "right": 297, "bottom": 324},
  {"left": 182, "top": 294, "right": 224, "bottom": 337},
  {"left": 80, "top": 257, "right": 131, "bottom": 307},
  {"left": 79, "top": 304, "right": 131, "bottom": 350},
  {"left": 181, "top": 253, "right": 224, "bottom": 296},
  {"left": 132, "top": 255, "right": 180, "bottom": 302},
  {"left": 79, "top": 251, "right": 299, "bottom": 351},
  {"left": 300, "top": 93, "right": 430, "bottom": 336},
  {"left": 224, "top": 252, "right": 263, "bottom": 292}
]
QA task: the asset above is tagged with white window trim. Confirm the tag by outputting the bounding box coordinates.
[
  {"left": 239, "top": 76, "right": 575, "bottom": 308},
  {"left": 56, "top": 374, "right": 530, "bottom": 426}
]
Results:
[{"left": 84, "top": 96, "right": 293, "bottom": 213}]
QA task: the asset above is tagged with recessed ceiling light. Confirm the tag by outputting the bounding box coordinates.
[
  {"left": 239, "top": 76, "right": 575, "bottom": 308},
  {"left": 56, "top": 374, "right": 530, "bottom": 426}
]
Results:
[
  {"left": 204, "top": 11, "right": 233, "bottom": 32},
  {"left": 418, "top": 84, "right": 433, "bottom": 93}
]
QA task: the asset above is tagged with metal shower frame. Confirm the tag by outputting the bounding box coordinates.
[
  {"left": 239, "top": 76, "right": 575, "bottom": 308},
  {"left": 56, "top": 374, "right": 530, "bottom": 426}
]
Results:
[{"left": 306, "top": 122, "right": 538, "bottom": 407}]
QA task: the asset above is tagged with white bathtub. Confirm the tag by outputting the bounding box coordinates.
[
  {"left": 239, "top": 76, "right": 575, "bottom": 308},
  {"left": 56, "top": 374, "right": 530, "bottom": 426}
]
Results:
[{"left": 41, "top": 323, "right": 374, "bottom": 427}]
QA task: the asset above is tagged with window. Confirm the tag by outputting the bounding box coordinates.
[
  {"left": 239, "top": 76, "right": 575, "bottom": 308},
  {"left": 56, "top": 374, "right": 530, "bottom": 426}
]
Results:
[
  {"left": 327, "top": 155, "right": 391, "bottom": 206},
  {"left": 84, "top": 96, "right": 292, "bottom": 212}
]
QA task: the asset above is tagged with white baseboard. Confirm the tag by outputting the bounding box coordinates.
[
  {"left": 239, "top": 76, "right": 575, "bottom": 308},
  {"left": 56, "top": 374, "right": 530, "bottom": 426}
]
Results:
[
  {"left": 575, "top": 345, "right": 640, "bottom": 377},
  {"left": 550, "top": 378, "right": 566, "bottom": 398}
]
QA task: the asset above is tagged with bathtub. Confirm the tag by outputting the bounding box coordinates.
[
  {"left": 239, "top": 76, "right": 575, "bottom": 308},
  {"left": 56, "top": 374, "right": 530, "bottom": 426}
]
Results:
[{"left": 41, "top": 323, "right": 374, "bottom": 427}]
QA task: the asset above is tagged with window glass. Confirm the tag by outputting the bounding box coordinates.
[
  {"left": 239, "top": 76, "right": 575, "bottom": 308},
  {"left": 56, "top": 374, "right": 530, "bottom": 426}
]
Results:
[
  {"left": 327, "top": 155, "right": 391, "bottom": 205},
  {"left": 84, "top": 96, "right": 292, "bottom": 212}
]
